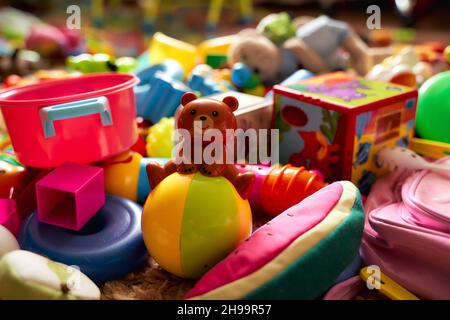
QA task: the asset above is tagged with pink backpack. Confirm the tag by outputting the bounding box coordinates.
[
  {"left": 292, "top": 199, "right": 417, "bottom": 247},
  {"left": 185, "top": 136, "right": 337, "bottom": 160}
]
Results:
[{"left": 361, "top": 157, "right": 450, "bottom": 299}]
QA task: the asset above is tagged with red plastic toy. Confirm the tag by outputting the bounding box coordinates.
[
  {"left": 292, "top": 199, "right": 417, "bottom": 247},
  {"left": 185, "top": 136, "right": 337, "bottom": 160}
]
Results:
[{"left": 238, "top": 164, "right": 327, "bottom": 216}]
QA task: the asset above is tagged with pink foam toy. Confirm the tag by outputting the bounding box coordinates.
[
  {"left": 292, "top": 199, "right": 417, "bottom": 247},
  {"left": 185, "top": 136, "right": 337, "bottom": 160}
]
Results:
[
  {"left": 36, "top": 162, "right": 105, "bottom": 231},
  {"left": 0, "top": 199, "right": 21, "bottom": 236}
]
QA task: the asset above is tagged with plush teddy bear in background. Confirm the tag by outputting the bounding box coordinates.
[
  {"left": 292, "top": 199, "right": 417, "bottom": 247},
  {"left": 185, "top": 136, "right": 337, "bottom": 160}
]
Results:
[
  {"left": 146, "top": 92, "right": 255, "bottom": 199},
  {"left": 229, "top": 13, "right": 385, "bottom": 86}
]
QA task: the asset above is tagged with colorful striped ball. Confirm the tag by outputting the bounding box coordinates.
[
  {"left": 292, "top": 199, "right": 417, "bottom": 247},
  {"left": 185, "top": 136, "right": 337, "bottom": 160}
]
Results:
[{"left": 142, "top": 172, "right": 252, "bottom": 279}]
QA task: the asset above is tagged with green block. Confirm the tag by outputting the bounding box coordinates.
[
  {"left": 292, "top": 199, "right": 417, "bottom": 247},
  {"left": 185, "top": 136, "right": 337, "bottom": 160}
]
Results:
[{"left": 206, "top": 54, "right": 228, "bottom": 69}]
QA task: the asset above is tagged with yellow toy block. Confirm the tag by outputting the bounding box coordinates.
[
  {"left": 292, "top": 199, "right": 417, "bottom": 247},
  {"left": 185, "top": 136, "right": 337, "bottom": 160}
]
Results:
[
  {"left": 198, "top": 35, "right": 237, "bottom": 62},
  {"left": 149, "top": 32, "right": 198, "bottom": 74},
  {"left": 411, "top": 137, "right": 450, "bottom": 160}
]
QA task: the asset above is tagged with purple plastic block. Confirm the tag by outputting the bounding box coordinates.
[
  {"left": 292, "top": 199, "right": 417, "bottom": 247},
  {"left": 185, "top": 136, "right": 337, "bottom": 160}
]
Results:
[{"left": 36, "top": 162, "right": 105, "bottom": 231}]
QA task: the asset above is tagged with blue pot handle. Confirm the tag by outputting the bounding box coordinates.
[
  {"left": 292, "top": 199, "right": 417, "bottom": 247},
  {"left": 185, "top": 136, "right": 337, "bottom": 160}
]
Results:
[{"left": 39, "top": 96, "right": 113, "bottom": 139}]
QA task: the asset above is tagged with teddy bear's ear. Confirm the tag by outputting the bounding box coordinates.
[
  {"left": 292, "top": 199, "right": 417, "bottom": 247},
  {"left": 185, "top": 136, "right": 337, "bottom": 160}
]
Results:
[
  {"left": 222, "top": 96, "right": 239, "bottom": 112},
  {"left": 181, "top": 92, "right": 197, "bottom": 106}
]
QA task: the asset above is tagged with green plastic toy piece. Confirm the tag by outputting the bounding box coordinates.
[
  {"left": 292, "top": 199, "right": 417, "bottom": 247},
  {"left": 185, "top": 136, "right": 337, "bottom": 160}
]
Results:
[{"left": 257, "top": 12, "right": 296, "bottom": 45}]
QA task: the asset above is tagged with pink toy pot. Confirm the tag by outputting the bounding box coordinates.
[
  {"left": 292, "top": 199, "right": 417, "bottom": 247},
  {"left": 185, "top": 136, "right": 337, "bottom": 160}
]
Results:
[{"left": 0, "top": 73, "right": 139, "bottom": 168}]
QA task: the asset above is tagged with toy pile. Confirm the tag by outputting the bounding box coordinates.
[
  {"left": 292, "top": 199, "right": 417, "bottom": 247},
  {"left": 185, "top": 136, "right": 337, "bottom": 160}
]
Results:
[{"left": 0, "top": 9, "right": 450, "bottom": 300}]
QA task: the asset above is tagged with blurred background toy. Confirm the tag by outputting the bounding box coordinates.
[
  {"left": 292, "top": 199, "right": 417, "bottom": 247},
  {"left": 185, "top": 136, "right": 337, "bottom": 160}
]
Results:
[
  {"left": 0, "top": 48, "right": 44, "bottom": 80},
  {"left": 67, "top": 53, "right": 137, "bottom": 73},
  {"left": 187, "top": 64, "right": 234, "bottom": 96},
  {"left": 228, "top": 13, "right": 390, "bottom": 85},
  {"left": 230, "top": 62, "right": 265, "bottom": 96},
  {"left": 366, "top": 46, "right": 433, "bottom": 87}
]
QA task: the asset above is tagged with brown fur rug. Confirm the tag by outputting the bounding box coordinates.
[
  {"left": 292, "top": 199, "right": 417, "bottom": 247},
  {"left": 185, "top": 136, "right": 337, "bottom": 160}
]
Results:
[{"left": 101, "top": 215, "right": 269, "bottom": 300}]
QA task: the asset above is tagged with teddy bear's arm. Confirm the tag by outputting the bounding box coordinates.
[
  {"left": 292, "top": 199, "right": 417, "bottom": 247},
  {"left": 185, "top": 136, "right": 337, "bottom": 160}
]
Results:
[{"left": 283, "top": 37, "right": 328, "bottom": 74}]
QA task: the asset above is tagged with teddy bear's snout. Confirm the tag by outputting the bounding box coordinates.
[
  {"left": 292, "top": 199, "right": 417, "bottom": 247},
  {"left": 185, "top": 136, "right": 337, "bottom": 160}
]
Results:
[{"left": 194, "top": 114, "right": 214, "bottom": 129}]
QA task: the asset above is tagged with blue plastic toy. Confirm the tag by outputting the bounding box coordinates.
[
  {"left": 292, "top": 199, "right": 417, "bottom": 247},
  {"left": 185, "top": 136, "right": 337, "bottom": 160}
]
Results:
[
  {"left": 187, "top": 66, "right": 234, "bottom": 96},
  {"left": 19, "top": 195, "right": 147, "bottom": 284},
  {"left": 134, "top": 60, "right": 187, "bottom": 124}
]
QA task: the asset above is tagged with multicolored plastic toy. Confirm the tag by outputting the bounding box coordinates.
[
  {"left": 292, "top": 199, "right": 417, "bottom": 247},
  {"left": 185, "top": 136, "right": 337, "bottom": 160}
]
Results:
[
  {"left": 187, "top": 64, "right": 234, "bottom": 96},
  {"left": 366, "top": 46, "right": 433, "bottom": 87},
  {"left": 19, "top": 195, "right": 147, "bottom": 284},
  {"left": 0, "top": 250, "right": 100, "bottom": 300},
  {"left": 274, "top": 72, "right": 418, "bottom": 193},
  {"left": 102, "top": 151, "right": 168, "bottom": 203},
  {"left": 231, "top": 62, "right": 265, "bottom": 96},
  {"left": 185, "top": 181, "right": 364, "bottom": 299},
  {"left": 416, "top": 70, "right": 450, "bottom": 144},
  {"left": 36, "top": 163, "right": 105, "bottom": 231},
  {"left": 142, "top": 172, "right": 252, "bottom": 279},
  {"left": 238, "top": 163, "right": 328, "bottom": 217}
]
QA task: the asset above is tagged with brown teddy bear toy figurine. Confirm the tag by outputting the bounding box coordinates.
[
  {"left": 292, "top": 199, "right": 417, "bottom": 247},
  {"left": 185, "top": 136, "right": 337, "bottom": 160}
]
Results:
[
  {"left": 228, "top": 14, "right": 392, "bottom": 86},
  {"left": 146, "top": 92, "right": 255, "bottom": 200}
]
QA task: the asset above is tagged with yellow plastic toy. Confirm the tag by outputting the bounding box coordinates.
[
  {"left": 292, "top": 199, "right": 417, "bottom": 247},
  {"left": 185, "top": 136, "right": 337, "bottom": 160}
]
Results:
[
  {"left": 359, "top": 267, "right": 419, "bottom": 300},
  {"left": 103, "top": 151, "right": 142, "bottom": 202},
  {"left": 146, "top": 117, "right": 174, "bottom": 158},
  {"left": 197, "top": 35, "right": 237, "bottom": 62},
  {"left": 142, "top": 172, "right": 252, "bottom": 279},
  {"left": 411, "top": 137, "right": 450, "bottom": 160},
  {"left": 149, "top": 32, "right": 198, "bottom": 74},
  {"left": 102, "top": 151, "right": 167, "bottom": 203},
  {"left": 149, "top": 32, "right": 237, "bottom": 74}
]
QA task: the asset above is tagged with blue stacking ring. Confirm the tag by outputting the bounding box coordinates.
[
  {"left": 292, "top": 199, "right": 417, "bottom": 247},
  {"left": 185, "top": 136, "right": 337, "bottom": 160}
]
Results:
[{"left": 19, "top": 195, "right": 147, "bottom": 284}]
